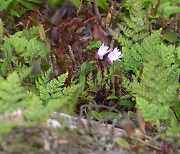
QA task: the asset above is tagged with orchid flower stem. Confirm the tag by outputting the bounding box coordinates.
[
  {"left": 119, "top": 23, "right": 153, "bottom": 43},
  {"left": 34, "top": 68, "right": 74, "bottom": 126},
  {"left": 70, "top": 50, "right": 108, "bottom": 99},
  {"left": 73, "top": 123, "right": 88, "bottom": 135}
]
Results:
[
  {"left": 110, "top": 38, "right": 115, "bottom": 50},
  {"left": 115, "top": 66, "right": 124, "bottom": 97},
  {"left": 97, "top": 59, "right": 105, "bottom": 94},
  {"left": 98, "top": 59, "right": 107, "bottom": 95},
  {"left": 109, "top": 71, "right": 113, "bottom": 95},
  {"left": 115, "top": 75, "right": 120, "bottom": 97}
]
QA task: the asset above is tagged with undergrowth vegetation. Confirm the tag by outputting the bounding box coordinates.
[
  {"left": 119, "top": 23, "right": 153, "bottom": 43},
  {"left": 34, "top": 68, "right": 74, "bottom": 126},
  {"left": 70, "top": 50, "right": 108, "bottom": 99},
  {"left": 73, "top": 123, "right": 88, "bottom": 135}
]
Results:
[
  {"left": 0, "top": 0, "right": 179, "bottom": 152},
  {"left": 0, "top": 24, "right": 81, "bottom": 133}
]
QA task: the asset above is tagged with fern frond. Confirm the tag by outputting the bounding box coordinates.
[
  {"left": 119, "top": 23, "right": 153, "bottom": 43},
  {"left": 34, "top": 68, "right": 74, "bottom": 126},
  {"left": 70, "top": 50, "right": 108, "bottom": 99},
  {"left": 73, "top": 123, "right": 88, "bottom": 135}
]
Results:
[
  {"left": 25, "top": 72, "right": 80, "bottom": 125},
  {"left": 14, "top": 26, "right": 39, "bottom": 39},
  {"left": 24, "top": 94, "right": 64, "bottom": 126},
  {"left": 110, "top": 29, "right": 133, "bottom": 47},
  {"left": 35, "top": 71, "right": 69, "bottom": 102},
  {"left": 0, "top": 72, "right": 25, "bottom": 113},
  {"left": 0, "top": 0, "right": 12, "bottom": 11},
  {"left": 122, "top": 43, "right": 144, "bottom": 72},
  {"left": 63, "top": 84, "right": 81, "bottom": 97},
  {"left": 175, "top": 47, "right": 180, "bottom": 60},
  {"left": 0, "top": 116, "right": 19, "bottom": 134},
  {"left": 112, "top": 0, "right": 149, "bottom": 48},
  {"left": 122, "top": 30, "right": 162, "bottom": 72},
  {"left": 2, "top": 26, "right": 47, "bottom": 64},
  {"left": 159, "top": 1, "right": 180, "bottom": 19},
  {"left": 136, "top": 97, "right": 169, "bottom": 125},
  {"left": 129, "top": 30, "right": 179, "bottom": 124},
  {"left": 117, "top": 16, "right": 149, "bottom": 43},
  {"left": 0, "top": 72, "right": 24, "bottom": 104},
  {"left": 87, "top": 72, "right": 97, "bottom": 92},
  {"left": 35, "top": 68, "right": 52, "bottom": 90},
  {"left": 166, "top": 118, "right": 180, "bottom": 144},
  {"left": 4, "top": 36, "right": 41, "bottom": 60},
  {"left": 13, "top": 61, "right": 32, "bottom": 80}
]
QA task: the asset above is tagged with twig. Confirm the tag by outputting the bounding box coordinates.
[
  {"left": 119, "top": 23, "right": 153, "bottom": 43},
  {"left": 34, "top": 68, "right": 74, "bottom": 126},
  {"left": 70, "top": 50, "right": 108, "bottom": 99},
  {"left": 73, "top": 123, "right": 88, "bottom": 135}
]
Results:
[
  {"left": 94, "top": 0, "right": 101, "bottom": 22},
  {"left": 136, "top": 138, "right": 162, "bottom": 151},
  {"left": 90, "top": 103, "right": 122, "bottom": 114}
]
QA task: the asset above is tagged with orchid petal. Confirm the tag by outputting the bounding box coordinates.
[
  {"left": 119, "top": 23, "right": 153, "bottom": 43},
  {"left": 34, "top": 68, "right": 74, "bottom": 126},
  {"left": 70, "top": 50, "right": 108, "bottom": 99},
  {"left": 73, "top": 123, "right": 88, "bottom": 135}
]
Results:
[
  {"left": 97, "top": 43, "right": 110, "bottom": 59},
  {"left": 108, "top": 47, "right": 122, "bottom": 64}
]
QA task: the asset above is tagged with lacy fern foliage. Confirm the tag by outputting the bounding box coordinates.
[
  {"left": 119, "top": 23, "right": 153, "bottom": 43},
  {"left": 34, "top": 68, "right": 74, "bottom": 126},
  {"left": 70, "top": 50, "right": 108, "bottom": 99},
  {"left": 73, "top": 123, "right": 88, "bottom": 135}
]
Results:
[
  {"left": 129, "top": 30, "right": 179, "bottom": 124},
  {"left": 166, "top": 118, "right": 180, "bottom": 144},
  {"left": 0, "top": 26, "right": 48, "bottom": 77},
  {"left": 36, "top": 71, "right": 69, "bottom": 102},
  {"left": 35, "top": 69, "right": 81, "bottom": 112},
  {"left": 2, "top": 27, "right": 47, "bottom": 62},
  {"left": 123, "top": 30, "right": 162, "bottom": 72},
  {"left": 12, "top": 61, "right": 32, "bottom": 80},
  {"left": 111, "top": 0, "right": 149, "bottom": 48},
  {"left": 136, "top": 97, "right": 169, "bottom": 124},
  {"left": 0, "top": 69, "right": 80, "bottom": 133},
  {"left": 0, "top": 72, "right": 25, "bottom": 112}
]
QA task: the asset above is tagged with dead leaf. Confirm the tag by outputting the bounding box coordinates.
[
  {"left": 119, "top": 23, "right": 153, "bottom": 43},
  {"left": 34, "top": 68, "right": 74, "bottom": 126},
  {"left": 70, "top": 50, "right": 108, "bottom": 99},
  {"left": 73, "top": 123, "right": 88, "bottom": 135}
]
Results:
[
  {"left": 132, "top": 144, "right": 144, "bottom": 154},
  {"left": 136, "top": 109, "right": 145, "bottom": 133},
  {"left": 145, "top": 121, "right": 152, "bottom": 130},
  {"left": 93, "top": 24, "right": 108, "bottom": 45},
  {"left": 51, "top": 0, "right": 75, "bottom": 24},
  {"left": 134, "top": 128, "right": 144, "bottom": 139},
  {"left": 119, "top": 119, "right": 134, "bottom": 138},
  {"left": 106, "top": 11, "right": 111, "bottom": 29}
]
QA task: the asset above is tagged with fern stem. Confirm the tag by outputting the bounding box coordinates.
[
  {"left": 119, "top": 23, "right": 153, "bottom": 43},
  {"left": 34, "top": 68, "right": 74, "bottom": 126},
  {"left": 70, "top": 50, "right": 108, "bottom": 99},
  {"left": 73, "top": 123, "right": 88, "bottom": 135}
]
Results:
[{"left": 137, "top": 63, "right": 144, "bottom": 83}]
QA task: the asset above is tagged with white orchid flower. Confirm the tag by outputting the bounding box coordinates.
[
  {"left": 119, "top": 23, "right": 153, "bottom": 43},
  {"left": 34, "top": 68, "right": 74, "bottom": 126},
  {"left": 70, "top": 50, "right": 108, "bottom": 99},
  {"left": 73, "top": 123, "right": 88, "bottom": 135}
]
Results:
[
  {"left": 97, "top": 43, "right": 110, "bottom": 59},
  {"left": 107, "top": 47, "right": 122, "bottom": 64}
]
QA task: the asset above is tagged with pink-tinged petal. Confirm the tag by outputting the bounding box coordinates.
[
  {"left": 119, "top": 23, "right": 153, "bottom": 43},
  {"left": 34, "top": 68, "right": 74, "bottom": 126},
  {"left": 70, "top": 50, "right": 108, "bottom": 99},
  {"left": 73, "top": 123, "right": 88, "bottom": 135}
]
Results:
[
  {"left": 107, "top": 47, "right": 122, "bottom": 64},
  {"left": 97, "top": 43, "right": 110, "bottom": 59}
]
